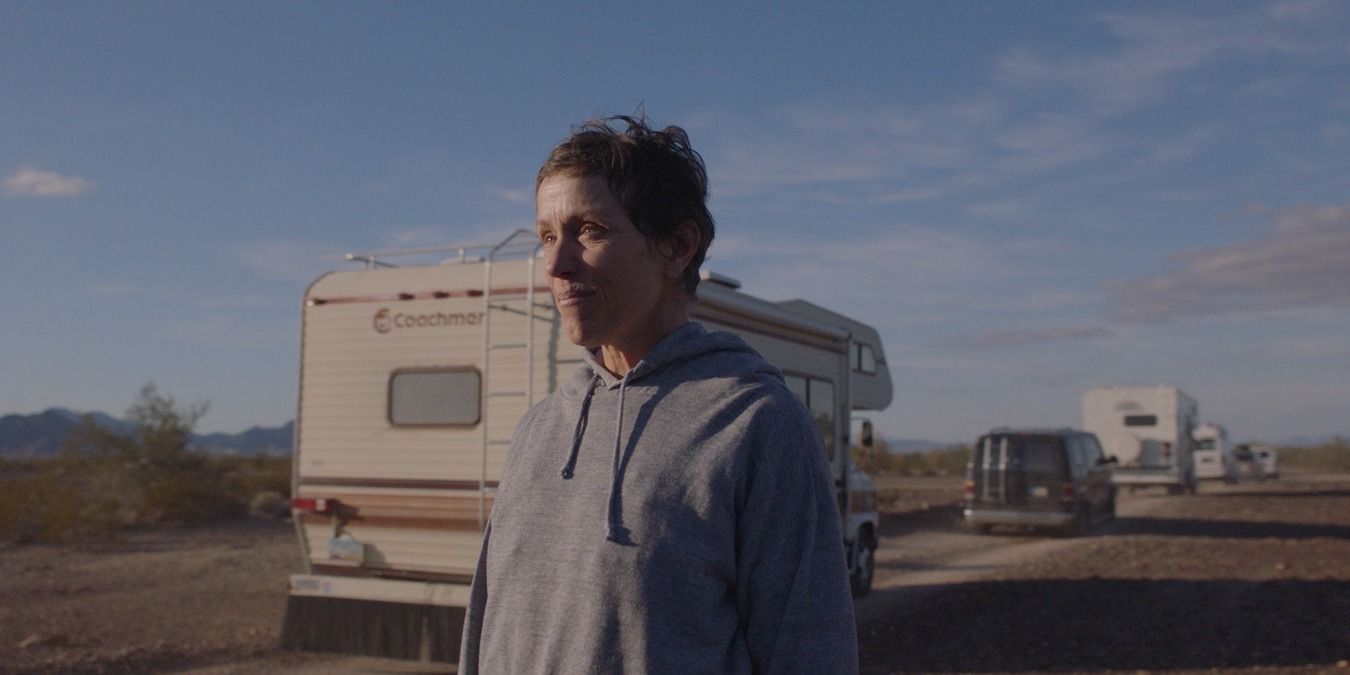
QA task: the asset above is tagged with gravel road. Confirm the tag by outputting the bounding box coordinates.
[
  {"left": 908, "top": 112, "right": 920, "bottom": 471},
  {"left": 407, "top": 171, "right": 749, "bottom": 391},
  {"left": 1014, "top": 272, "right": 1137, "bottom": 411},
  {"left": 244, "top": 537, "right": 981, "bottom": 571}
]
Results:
[{"left": 2, "top": 473, "right": 1347, "bottom": 674}]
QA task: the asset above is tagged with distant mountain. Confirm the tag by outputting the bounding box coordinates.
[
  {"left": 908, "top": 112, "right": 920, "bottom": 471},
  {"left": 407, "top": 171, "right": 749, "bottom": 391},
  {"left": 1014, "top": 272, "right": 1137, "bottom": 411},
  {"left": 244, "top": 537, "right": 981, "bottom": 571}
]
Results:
[
  {"left": 194, "top": 422, "right": 294, "bottom": 455},
  {"left": 0, "top": 408, "right": 293, "bottom": 459}
]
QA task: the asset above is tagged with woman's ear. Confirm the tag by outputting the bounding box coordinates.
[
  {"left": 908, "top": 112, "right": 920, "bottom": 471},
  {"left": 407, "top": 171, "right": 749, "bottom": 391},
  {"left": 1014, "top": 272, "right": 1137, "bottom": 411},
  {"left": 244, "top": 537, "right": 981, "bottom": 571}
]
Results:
[{"left": 664, "top": 220, "right": 701, "bottom": 279}]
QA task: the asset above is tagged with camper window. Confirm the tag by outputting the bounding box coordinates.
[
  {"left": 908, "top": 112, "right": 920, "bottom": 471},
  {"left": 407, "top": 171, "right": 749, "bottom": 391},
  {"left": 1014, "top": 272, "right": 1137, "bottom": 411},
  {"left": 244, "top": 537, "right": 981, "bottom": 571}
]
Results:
[
  {"left": 784, "top": 374, "right": 809, "bottom": 404},
  {"left": 809, "top": 379, "right": 836, "bottom": 460},
  {"left": 853, "top": 344, "right": 877, "bottom": 375},
  {"left": 782, "top": 373, "right": 837, "bottom": 460},
  {"left": 1124, "top": 415, "right": 1158, "bottom": 427},
  {"left": 388, "top": 368, "right": 481, "bottom": 426}
]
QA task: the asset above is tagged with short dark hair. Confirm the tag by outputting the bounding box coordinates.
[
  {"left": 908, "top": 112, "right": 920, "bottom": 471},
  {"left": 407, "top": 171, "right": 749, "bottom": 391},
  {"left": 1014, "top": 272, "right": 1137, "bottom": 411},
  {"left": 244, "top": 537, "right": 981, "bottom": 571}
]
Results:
[{"left": 537, "top": 115, "right": 715, "bottom": 294}]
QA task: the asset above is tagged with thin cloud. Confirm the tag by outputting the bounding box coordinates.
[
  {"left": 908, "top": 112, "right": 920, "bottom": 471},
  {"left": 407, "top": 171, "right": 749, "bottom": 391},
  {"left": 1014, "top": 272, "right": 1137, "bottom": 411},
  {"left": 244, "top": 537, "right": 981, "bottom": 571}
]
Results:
[
  {"left": 4, "top": 168, "right": 93, "bottom": 197},
  {"left": 239, "top": 239, "right": 347, "bottom": 284},
  {"left": 487, "top": 187, "right": 532, "bottom": 204},
  {"left": 167, "top": 315, "right": 295, "bottom": 347},
  {"left": 943, "top": 325, "right": 1113, "bottom": 351},
  {"left": 1270, "top": 0, "right": 1334, "bottom": 20},
  {"left": 711, "top": 227, "right": 1080, "bottom": 321},
  {"left": 1108, "top": 204, "right": 1350, "bottom": 322},
  {"left": 88, "top": 282, "right": 183, "bottom": 300},
  {"left": 995, "top": 7, "right": 1324, "bottom": 114}
]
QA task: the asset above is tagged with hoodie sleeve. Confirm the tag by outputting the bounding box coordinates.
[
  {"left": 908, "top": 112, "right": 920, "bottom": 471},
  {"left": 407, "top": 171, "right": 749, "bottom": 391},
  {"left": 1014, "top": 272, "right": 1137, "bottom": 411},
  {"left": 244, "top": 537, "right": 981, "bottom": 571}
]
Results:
[
  {"left": 458, "top": 520, "right": 490, "bottom": 675},
  {"left": 734, "top": 393, "right": 859, "bottom": 674}
]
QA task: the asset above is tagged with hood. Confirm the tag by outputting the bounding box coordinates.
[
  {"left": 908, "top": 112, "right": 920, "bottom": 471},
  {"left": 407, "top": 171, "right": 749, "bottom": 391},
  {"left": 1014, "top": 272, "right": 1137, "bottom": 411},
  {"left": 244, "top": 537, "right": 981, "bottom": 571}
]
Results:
[
  {"left": 562, "top": 321, "right": 779, "bottom": 394},
  {"left": 555, "top": 321, "right": 780, "bottom": 543}
]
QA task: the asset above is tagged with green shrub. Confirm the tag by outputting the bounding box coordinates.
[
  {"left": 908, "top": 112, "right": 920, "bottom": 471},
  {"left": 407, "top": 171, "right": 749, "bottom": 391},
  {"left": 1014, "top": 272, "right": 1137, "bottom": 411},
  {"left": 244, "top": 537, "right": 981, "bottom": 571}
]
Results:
[
  {"left": 0, "top": 465, "right": 131, "bottom": 543},
  {"left": 851, "top": 439, "right": 971, "bottom": 477},
  {"left": 0, "top": 383, "right": 287, "bottom": 544}
]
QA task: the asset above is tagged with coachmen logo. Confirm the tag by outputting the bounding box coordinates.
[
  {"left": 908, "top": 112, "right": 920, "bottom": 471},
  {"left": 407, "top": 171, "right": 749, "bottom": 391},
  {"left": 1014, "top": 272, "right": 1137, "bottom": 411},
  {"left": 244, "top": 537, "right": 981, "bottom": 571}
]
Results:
[
  {"left": 373, "top": 308, "right": 393, "bottom": 333},
  {"left": 373, "top": 308, "right": 485, "bottom": 333}
]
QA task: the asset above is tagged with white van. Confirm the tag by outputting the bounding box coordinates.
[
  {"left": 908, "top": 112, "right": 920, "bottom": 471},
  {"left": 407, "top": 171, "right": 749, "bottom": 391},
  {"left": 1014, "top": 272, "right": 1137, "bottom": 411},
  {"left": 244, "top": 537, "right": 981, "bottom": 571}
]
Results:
[{"left": 280, "top": 230, "right": 894, "bottom": 661}]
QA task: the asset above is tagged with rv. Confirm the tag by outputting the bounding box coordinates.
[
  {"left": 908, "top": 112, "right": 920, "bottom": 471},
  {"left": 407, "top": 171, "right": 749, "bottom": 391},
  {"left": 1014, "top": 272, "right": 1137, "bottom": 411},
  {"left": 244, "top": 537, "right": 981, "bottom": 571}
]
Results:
[
  {"left": 1082, "top": 386, "right": 1198, "bottom": 494},
  {"left": 1192, "top": 423, "right": 1238, "bottom": 483},
  {"left": 280, "top": 230, "right": 894, "bottom": 662}
]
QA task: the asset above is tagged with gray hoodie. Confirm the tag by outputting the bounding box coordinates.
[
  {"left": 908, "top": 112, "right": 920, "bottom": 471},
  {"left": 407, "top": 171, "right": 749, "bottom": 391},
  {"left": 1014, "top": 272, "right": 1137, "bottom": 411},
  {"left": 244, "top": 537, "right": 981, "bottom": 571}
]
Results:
[{"left": 459, "top": 322, "right": 858, "bottom": 674}]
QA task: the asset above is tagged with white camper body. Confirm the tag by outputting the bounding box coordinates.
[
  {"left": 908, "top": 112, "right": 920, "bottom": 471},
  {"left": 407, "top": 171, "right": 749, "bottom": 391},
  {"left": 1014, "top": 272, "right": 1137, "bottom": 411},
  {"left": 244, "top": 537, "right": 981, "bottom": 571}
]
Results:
[
  {"left": 1192, "top": 423, "right": 1238, "bottom": 483},
  {"left": 281, "top": 231, "right": 894, "bottom": 661},
  {"left": 1233, "top": 443, "right": 1280, "bottom": 482},
  {"left": 1082, "top": 386, "right": 1198, "bottom": 494}
]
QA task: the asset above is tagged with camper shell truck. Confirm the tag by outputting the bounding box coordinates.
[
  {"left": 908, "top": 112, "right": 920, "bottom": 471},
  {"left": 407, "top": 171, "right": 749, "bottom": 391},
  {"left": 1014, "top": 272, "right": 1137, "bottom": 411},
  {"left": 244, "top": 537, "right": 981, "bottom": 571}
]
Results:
[
  {"left": 1192, "top": 422, "right": 1238, "bottom": 483},
  {"left": 1082, "top": 386, "right": 1198, "bottom": 494},
  {"left": 281, "top": 230, "right": 894, "bottom": 662}
]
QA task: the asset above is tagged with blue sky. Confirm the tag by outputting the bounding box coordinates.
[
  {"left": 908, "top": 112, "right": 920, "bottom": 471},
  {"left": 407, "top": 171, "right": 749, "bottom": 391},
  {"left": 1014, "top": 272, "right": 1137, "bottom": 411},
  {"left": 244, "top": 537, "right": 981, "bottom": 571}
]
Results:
[{"left": 3, "top": 1, "right": 1348, "bottom": 444}]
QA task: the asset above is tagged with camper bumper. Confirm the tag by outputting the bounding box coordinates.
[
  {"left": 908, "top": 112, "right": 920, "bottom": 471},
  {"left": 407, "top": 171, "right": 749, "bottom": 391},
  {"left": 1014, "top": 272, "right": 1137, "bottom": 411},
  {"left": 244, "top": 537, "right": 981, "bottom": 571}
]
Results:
[
  {"left": 282, "top": 575, "right": 470, "bottom": 662},
  {"left": 963, "top": 507, "right": 1074, "bottom": 529}
]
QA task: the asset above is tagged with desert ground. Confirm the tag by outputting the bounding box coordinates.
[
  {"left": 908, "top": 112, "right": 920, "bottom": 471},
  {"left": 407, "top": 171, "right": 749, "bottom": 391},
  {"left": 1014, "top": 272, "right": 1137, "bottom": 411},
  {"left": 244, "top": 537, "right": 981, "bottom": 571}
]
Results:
[{"left": 3, "top": 472, "right": 1348, "bottom": 674}]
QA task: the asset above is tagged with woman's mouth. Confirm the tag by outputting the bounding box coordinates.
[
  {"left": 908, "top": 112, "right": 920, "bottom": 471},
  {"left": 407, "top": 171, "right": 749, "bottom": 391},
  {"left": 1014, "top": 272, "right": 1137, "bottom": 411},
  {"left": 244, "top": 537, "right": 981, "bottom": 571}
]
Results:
[{"left": 554, "top": 287, "right": 595, "bottom": 307}]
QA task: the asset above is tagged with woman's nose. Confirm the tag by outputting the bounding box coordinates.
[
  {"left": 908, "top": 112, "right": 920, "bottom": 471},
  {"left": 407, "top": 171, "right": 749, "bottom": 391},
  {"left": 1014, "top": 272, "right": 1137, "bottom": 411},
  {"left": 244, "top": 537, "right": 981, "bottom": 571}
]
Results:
[{"left": 544, "top": 238, "right": 577, "bottom": 279}]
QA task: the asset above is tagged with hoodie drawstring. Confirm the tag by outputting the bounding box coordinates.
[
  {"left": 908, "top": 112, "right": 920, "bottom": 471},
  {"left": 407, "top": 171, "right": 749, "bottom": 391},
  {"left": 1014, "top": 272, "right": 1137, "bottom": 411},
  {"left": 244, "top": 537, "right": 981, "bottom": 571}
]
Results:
[
  {"left": 557, "top": 371, "right": 633, "bottom": 544},
  {"left": 559, "top": 376, "right": 598, "bottom": 480},
  {"left": 604, "top": 374, "right": 631, "bottom": 543}
]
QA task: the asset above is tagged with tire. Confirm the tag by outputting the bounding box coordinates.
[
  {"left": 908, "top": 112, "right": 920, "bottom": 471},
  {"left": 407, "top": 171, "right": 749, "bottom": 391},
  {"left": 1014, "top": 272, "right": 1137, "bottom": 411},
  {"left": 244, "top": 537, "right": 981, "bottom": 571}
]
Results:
[
  {"left": 1103, "top": 490, "right": 1117, "bottom": 522},
  {"left": 850, "top": 529, "right": 876, "bottom": 598},
  {"left": 1060, "top": 505, "right": 1090, "bottom": 538}
]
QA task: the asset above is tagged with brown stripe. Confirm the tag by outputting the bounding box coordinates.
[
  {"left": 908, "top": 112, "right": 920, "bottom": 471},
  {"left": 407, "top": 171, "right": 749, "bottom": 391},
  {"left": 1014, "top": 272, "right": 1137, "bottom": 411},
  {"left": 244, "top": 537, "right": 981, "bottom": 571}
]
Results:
[
  {"left": 294, "top": 489, "right": 493, "bottom": 532},
  {"left": 298, "top": 478, "right": 499, "bottom": 490},
  {"left": 308, "top": 286, "right": 550, "bottom": 306},
  {"left": 298, "top": 512, "right": 484, "bottom": 532},
  {"left": 310, "top": 563, "right": 475, "bottom": 586}
]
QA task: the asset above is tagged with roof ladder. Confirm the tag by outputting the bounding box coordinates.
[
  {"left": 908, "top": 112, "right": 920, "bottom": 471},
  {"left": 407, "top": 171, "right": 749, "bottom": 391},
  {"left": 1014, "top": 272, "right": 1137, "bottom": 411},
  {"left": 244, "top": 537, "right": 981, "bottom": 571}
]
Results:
[{"left": 477, "top": 229, "right": 543, "bottom": 527}]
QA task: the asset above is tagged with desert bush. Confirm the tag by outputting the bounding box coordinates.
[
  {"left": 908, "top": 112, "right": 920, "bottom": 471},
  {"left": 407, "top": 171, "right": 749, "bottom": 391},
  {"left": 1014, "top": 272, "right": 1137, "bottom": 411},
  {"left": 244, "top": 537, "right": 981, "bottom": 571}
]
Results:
[
  {"left": 221, "top": 454, "right": 292, "bottom": 500},
  {"left": 0, "top": 383, "right": 269, "bottom": 543},
  {"left": 851, "top": 440, "right": 971, "bottom": 477},
  {"left": 1277, "top": 438, "right": 1350, "bottom": 472},
  {"left": 0, "top": 464, "right": 132, "bottom": 543},
  {"left": 249, "top": 490, "right": 290, "bottom": 519}
]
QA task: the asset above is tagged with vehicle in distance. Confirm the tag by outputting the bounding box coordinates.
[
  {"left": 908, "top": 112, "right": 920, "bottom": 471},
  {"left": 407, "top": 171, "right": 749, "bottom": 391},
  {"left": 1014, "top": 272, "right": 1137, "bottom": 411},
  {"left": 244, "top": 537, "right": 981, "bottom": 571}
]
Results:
[{"left": 964, "top": 428, "right": 1117, "bottom": 536}]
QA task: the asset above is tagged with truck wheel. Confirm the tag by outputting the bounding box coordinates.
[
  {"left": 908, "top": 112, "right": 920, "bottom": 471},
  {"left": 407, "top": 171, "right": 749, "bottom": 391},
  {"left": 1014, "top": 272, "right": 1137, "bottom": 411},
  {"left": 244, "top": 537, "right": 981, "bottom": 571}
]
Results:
[
  {"left": 1059, "top": 505, "right": 1089, "bottom": 538},
  {"left": 1104, "top": 491, "right": 1117, "bottom": 522},
  {"left": 850, "top": 529, "right": 876, "bottom": 598}
]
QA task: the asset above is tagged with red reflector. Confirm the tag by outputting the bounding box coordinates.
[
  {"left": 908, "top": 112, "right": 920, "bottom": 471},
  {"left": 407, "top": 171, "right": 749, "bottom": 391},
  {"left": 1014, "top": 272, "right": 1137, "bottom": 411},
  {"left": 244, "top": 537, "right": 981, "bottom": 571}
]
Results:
[
  {"left": 291, "top": 497, "right": 332, "bottom": 514},
  {"left": 963, "top": 480, "right": 975, "bottom": 497},
  {"left": 1060, "top": 483, "right": 1076, "bottom": 500}
]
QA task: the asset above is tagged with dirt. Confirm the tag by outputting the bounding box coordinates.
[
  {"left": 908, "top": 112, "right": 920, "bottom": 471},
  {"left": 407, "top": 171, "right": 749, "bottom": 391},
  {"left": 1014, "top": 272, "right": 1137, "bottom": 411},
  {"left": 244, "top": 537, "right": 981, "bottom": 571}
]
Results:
[
  {"left": 2, "top": 473, "right": 1348, "bottom": 674},
  {"left": 858, "top": 473, "right": 1350, "bottom": 674}
]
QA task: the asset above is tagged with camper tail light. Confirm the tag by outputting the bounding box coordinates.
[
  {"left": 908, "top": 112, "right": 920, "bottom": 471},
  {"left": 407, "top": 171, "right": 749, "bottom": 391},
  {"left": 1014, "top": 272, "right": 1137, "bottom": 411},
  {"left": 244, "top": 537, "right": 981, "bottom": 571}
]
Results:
[
  {"left": 963, "top": 480, "right": 975, "bottom": 499},
  {"left": 291, "top": 497, "right": 336, "bottom": 515},
  {"left": 1059, "top": 483, "right": 1077, "bottom": 502}
]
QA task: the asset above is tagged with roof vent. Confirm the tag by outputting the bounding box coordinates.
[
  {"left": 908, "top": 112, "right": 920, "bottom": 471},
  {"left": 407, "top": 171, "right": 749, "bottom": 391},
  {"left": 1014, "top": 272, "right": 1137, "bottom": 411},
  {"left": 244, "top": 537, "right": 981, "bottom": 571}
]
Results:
[{"left": 699, "top": 270, "right": 741, "bottom": 289}]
